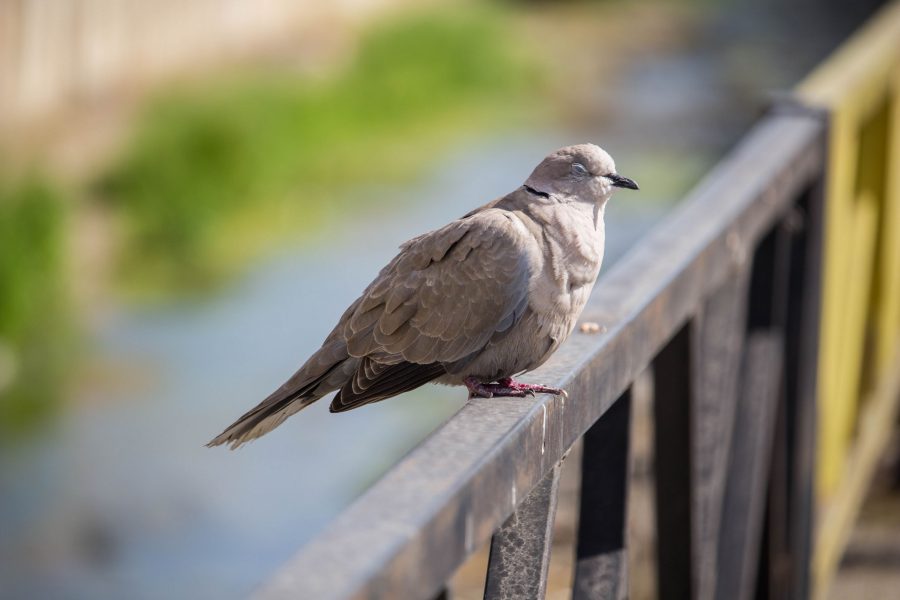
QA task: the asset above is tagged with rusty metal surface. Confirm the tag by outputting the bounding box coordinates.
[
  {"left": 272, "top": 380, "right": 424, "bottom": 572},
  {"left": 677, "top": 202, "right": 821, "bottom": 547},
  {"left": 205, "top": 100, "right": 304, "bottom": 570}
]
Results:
[
  {"left": 253, "top": 113, "right": 826, "bottom": 600},
  {"left": 483, "top": 463, "right": 561, "bottom": 600}
]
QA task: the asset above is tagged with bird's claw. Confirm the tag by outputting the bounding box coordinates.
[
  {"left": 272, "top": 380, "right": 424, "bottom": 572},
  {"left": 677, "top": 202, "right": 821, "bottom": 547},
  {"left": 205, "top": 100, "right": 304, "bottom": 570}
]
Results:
[{"left": 465, "top": 376, "right": 567, "bottom": 399}]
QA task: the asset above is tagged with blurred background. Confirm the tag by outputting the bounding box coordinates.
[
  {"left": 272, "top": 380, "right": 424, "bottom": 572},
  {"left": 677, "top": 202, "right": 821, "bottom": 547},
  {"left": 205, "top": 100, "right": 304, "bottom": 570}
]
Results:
[{"left": 0, "top": 1, "right": 893, "bottom": 598}]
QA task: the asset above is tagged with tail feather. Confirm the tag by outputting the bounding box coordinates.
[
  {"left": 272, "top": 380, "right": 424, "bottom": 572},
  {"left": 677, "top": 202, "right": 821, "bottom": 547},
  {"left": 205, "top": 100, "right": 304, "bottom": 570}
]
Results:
[
  {"left": 207, "top": 352, "right": 346, "bottom": 449},
  {"left": 206, "top": 393, "right": 320, "bottom": 449}
]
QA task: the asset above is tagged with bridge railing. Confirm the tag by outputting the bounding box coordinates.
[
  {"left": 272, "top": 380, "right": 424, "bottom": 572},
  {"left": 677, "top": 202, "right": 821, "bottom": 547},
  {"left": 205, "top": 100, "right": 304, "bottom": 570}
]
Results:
[
  {"left": 253, "top": 2, "right": 900, "bottom": 598},
  {"left": 255, "top": 112, "right": 827, "bottom": 600},
  {"left": 796, "top": 2, "right": 900, "bottom": 597}
]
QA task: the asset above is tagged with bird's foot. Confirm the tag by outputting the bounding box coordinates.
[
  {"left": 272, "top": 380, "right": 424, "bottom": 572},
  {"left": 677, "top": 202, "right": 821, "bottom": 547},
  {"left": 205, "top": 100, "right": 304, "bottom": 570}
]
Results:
[
  {"left": 498, "top": 377, "right": 568, "bottom": 398},
  {"left": 464, "top": 376, "right": 568, "bottom": 399},
  {"left": 464, "top": 376, "right": 513, "bottom": 398}
]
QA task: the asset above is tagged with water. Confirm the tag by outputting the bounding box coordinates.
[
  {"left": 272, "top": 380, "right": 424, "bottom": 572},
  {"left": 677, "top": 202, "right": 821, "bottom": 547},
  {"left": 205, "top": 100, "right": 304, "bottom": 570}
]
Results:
[{"left": 0, "top": 2, "right": 878, "bottom": 597}]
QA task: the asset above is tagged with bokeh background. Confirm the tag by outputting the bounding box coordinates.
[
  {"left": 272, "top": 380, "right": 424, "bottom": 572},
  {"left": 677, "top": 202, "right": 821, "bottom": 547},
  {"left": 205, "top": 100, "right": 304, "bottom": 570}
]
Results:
[{"left": 0, "top": 1, "right": 891, "bottom": 598}]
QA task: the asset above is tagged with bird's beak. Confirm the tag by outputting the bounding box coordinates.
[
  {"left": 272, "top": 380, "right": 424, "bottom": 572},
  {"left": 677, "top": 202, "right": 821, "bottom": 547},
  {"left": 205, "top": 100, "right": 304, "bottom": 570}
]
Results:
[{"left": 608, "top": 173, "right": 639, "bottom": 190}]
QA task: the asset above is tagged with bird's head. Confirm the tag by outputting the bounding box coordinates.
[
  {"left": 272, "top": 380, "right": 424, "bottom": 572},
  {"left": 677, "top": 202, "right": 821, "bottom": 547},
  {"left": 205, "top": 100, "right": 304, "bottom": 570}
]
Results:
[{"left": 524, "top": 143, "right": 638, "bottom": 204}]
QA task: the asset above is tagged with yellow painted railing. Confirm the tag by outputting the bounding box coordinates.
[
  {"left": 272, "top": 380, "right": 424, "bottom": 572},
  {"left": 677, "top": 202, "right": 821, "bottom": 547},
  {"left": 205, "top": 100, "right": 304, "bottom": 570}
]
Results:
[{"left": 796, "top": 1, "right": 900, "bottom": 596}]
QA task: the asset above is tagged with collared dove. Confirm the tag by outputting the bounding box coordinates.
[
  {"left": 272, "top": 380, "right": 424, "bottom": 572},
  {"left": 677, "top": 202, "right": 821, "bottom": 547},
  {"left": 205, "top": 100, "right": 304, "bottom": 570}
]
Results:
[{"left": 208, "top": 144, "right": 637, "bottom": 448}]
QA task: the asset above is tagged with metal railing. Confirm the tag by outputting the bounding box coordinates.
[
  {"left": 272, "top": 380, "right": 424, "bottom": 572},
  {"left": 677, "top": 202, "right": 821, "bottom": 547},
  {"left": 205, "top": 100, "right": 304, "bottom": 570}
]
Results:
[
  {"left": 254, "top": 111, "right": 826, "bottom": 600},
  {"left": 796, "top": 2, "right": 900, "bottom": 596},
  {"left": 252, "top": 3, "right": 900, "bottom": 598}
]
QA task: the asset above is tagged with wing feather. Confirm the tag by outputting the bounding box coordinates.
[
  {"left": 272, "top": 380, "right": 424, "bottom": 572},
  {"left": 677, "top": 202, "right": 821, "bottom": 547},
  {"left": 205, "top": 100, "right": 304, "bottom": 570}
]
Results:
[
  {"left": 343, "top": 209, "right": 535, "bottom": 366},
  {"left": 325, "top": 208, "right": 536, "bottom": 410}
]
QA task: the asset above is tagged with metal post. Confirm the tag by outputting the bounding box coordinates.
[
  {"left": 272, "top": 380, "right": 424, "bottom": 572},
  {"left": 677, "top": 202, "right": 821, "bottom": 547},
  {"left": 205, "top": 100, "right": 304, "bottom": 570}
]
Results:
[
  {"left": 654, "top": 325, "right": 694, "bottom": 600},
  {"left": 483, "top": 464, "right": 562, "bottom": 600},
  {"left": 715, "top": 333, "right": 784, "bottom": 600},
  {"left": 572, "top": 390, "right": 633, "bottom": 600}
]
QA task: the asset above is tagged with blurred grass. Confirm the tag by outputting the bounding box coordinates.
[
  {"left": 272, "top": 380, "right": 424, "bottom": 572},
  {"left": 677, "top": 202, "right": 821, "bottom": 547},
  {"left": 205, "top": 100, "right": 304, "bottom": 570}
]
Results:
[
  {"left": 97, "top": 8, "right": 542, "bottom": 295},
  {"left": 0, "top": 176, "right": 71, "bottom": 437}
]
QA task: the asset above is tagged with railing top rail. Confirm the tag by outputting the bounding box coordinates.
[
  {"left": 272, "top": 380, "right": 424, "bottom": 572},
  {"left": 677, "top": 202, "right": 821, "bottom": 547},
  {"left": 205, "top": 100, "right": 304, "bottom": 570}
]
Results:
[
  {"left": 255, "top": 112, "right": 826, "bottom": 600},
  {"left": 797, "top": 0, "right": 900, "bottom": 115}
]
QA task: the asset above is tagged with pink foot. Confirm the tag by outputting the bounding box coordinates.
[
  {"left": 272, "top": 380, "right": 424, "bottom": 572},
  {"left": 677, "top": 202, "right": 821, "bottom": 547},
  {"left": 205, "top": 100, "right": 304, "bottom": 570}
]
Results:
[{"left": 464, "top": 376, "right": 567, "bottom": 399}]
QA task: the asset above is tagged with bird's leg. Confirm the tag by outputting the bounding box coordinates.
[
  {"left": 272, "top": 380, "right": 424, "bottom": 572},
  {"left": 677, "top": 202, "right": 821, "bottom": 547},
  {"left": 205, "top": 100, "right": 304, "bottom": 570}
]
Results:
[
  {"left": 464, "top": 376, "right": 523, "bottom": 398},
  {"left": 464, "top": 376, "right": 567, "bottom": 399}
]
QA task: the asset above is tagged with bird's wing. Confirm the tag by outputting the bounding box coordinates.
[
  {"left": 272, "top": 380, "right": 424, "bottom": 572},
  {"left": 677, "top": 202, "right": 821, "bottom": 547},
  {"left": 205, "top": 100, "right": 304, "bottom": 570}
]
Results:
[
  {"left": 329, "top": 208, "right": 536, "bottom": 410},
  {"left": 344, "top": 208, "right": 535, "bottom": 362},
  {"left": 330, "top": 358, "right": 447, "bottom": 412}
]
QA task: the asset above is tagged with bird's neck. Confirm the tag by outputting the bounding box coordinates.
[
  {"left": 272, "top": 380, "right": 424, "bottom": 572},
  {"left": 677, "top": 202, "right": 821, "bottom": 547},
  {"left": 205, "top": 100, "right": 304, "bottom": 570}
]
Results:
[
  {"left": 493, "top": 188, "right": 607, "bottom": 263},
  {"left": 529, "top": 195, "right": 606, "bottom": 234},
  {"left": 521, "top": 196, "right": 607, "bottom": 269}
]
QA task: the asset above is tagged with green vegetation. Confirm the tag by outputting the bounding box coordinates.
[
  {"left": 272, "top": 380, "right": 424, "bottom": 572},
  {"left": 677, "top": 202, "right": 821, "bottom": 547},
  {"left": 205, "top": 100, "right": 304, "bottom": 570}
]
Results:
[
  {"left": 98, "top": 9, "right": 541, "bottom": 294},
  {"left": 0, "top": 7, "right": 545, "bottom": 433},
  {"left": 0, "top": 176, "right": 71, "bottom": 437}
]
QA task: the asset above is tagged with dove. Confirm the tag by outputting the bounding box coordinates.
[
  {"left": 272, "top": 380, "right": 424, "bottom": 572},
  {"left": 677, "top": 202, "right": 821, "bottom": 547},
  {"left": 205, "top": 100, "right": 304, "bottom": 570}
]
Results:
[{"left": 208, "top": 144, "right": 637, "bottom": 449}]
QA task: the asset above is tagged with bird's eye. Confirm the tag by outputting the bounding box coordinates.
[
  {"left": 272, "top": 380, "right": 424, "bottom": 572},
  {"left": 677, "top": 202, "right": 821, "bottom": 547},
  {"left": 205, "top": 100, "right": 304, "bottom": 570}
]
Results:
[{"left": 571, "top": 162, "right": 589, "bottom": 177}]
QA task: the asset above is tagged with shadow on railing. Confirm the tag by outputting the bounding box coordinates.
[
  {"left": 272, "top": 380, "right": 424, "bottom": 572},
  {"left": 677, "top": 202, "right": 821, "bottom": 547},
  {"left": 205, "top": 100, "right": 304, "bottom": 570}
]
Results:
[{"left": 253, "top": 3, "right": 900, "bottom": 599}]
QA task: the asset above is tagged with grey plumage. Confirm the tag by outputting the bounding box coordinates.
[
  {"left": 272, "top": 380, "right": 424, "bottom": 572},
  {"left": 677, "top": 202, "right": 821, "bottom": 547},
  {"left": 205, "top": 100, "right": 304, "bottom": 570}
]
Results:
[{"left": 208, "top": 144, "right": 637, "bottom": 448}]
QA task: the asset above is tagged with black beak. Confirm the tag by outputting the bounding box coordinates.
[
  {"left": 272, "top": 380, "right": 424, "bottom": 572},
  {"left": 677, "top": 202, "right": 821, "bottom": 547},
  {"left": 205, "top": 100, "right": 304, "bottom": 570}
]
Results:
[{"left": 608, "top": 173, "right": 639, "bottom": 190}]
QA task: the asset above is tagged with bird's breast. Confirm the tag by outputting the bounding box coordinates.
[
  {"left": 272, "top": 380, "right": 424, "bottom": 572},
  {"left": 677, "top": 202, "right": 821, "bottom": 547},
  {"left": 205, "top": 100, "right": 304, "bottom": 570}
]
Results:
[{"left": 528, "top": 211, "right": 604, "bottom": 318}]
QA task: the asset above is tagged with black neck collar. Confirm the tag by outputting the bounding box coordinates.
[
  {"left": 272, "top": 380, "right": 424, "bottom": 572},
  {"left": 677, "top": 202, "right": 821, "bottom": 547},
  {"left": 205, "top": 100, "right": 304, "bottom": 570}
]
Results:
[{"left": 523, "top": 184, "right": 550, "bottom": 199}]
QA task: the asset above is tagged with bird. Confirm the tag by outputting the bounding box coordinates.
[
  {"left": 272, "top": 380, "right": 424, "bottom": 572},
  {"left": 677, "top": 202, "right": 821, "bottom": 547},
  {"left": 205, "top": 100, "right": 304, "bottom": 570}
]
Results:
[{"left": 208, "top": 144, "right": 638, "bottom": 449}]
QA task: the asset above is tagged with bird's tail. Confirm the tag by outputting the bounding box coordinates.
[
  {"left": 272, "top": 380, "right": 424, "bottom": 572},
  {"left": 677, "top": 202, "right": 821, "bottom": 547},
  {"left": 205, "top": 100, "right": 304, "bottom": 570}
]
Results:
[
  {"left": 206, "top": 393, "right": 320, "bottom": 450},
  {"left": 207, "top": 345, "right": 347, "bottom": 449}
]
